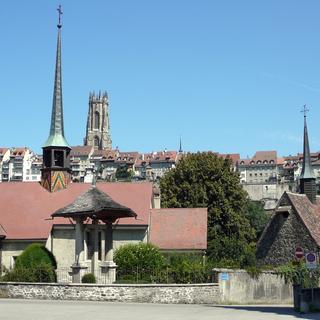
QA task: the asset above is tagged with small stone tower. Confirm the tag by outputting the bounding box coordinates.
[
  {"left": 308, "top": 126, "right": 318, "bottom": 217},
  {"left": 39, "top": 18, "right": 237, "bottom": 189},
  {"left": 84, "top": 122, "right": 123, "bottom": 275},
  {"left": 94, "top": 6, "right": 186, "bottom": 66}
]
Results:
[
  {"left": 84, "top": 91, "right": 112, "bottom": 150},
  {"left": 299, "top": 106, "right": 316, "bottom": 203},
  {"left": 41, "top": 6, "right": 71, "bottom": 192}
]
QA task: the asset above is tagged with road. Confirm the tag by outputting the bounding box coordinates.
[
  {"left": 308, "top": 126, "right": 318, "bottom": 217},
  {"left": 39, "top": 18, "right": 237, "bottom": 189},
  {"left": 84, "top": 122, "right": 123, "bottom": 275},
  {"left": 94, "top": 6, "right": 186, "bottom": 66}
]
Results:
[{"left": 0, "top": 299, "right": 319, "bottom": 320}]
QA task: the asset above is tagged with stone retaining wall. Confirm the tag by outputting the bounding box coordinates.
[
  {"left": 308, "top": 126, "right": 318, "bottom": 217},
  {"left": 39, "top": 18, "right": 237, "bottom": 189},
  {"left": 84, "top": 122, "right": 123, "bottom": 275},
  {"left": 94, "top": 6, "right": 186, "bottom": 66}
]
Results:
[
  {"left": 0, "top": 282, "right": 220, "bottom": 304},
  {"left": 213, "top": 269, "right": 293, "bottom": 304}
]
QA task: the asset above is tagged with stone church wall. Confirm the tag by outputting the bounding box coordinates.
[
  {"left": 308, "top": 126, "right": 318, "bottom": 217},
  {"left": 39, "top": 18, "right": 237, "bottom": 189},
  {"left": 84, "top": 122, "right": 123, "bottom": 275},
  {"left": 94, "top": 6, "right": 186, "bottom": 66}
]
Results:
[{"left": 256, "top": 208, "right": 318, "bottom": 266}]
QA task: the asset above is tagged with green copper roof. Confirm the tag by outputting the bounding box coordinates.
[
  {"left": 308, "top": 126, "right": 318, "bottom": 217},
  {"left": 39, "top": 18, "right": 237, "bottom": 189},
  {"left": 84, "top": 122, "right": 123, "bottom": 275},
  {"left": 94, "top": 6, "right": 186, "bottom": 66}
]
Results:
[
  {"left": 43, "top": 24, "right": 69, "bottom": 148},
  {"left": 301, "top": 115, "right": 314, "bottom": 180}
]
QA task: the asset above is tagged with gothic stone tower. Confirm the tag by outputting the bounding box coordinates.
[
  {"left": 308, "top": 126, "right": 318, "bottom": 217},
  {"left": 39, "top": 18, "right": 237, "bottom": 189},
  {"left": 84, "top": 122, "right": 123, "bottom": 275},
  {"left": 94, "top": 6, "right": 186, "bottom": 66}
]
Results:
[
  {"left": 41, "top": 6, "right": 71, "bottom": 192},
  {"left": 84, "top": 91, "right": 112, "bottom": 150}
]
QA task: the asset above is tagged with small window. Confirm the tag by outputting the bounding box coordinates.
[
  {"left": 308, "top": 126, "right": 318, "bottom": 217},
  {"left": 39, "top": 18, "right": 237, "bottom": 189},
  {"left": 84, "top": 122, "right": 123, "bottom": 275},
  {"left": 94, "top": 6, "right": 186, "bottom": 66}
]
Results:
[
  {"left": 54, "top": 150, "right": 64, "bottom": 167},
  {"left": 94, "top": 136, "right": 100, "bottom": 148},
  {"left": 94, "top": 111, "right": 100, "bottom": 129}
]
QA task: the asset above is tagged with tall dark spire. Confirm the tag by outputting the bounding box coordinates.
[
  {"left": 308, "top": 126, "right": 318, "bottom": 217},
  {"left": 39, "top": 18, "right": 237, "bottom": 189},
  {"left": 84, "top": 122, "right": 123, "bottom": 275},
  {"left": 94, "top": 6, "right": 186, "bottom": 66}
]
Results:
[
  {"left": 301, "top": 105, "right": 313, "bottom": 179},
  {"left": 41, "top": 6, "right": 71, "bottom": 193},
  {"left": 179, "top": 136, "right": 183, "bottom": 153},
  {"left": 300, "top": 105, "right": 316, "bottom": 203},
  {"left": 43, "top": 5, "right": 69, "bottom": 148}
]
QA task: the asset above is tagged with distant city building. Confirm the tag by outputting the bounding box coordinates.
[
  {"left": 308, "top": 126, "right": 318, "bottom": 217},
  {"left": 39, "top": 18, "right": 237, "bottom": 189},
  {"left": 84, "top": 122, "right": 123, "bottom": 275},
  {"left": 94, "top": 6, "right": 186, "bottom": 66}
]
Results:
[
  {"left": 238, "top": 151, "right": 278, "bottom": 184},
  {"left": 135, "top": 151, "right": 180, "bottom": 181},
  {"left": 70, "top": 146, "right": 94, "bottom": 182},
  {"left": 84, "top": 91, "right": 112, "bottom": 150},
  {"left": 0, "top": 147, "right": 41, "bottom": 182},
  {"left": 0, "top": 148, "right": 10, "bottom": 182}
]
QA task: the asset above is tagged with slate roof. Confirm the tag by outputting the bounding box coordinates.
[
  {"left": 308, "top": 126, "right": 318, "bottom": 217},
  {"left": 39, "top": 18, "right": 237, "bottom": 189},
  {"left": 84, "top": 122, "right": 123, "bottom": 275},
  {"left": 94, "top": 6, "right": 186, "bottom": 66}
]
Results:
[
  {"left": 286, "top": 192, "right": 320, "bottom": 246},
  {"left": 149, "top": 208, "right": 207, "bottom": 250},
  {"left": 258, "top": 191, "right": 320, "bottom": 250},
  {"left": 52, "top": 187, "right": 137, "bottom": 220}
]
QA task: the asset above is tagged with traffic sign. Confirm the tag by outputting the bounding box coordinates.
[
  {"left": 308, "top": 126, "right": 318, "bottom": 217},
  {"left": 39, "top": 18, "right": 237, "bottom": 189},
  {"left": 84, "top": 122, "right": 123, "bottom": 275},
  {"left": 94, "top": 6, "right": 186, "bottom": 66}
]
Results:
[
  {"left": 295, "top": 247, "right": 304, "bottom": 260},
  {"left": 305, "top": 252, "right": 317, "bottom": 269}
]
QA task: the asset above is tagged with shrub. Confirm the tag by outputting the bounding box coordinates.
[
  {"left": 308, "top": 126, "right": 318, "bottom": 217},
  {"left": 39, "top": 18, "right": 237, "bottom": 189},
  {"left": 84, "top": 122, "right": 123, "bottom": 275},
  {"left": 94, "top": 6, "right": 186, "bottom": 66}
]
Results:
[
  {"left": 15, "top": 243, "right": 57, "bottom": 269},
  {"left": 2, "top": 263, "right": 56, "bottom": 283},
  {"left": 115, "top": 243, "right": 165, "bottom": 270},
  {"left": 82, "top": 273, "right": 96, "bottom": 283},
  {"left": 114, "top": 243, "right": 165, "bottom": 283},
  {"left": 165, "top": 252, "right": 212, "bottom": 283},
  {"left": 275, "top": 262, "right": 320, "bottom": 288},
  {"left": 1, "top": 243, "right": 57, "bottom": 283}
]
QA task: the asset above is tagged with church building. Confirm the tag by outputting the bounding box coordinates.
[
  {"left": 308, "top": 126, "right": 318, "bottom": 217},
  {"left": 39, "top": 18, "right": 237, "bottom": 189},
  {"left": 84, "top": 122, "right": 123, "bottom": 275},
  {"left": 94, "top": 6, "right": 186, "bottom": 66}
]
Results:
[
  {"left": 0, "top": 8, "right": 207, "bottom": 283},
  {"left": 256, "top": 108, "right": 320, "bottom": 266}
]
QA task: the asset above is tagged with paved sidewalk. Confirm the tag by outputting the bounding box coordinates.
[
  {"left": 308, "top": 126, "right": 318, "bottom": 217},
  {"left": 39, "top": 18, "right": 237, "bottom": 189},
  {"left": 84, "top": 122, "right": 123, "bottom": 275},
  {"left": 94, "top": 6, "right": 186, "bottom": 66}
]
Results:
[{"left": 0, "top": 299, "right": 318, "bottom": 320}]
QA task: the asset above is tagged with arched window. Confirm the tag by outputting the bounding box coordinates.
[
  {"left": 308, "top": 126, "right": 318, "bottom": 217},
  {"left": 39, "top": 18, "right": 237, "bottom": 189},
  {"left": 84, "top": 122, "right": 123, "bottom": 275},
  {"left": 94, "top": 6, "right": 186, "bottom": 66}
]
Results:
[
  {"left": 94, "top": 136, "right": 100, "bottom": 148},
  {"left": 94, "top": 111, "right": 100, "bottom": 129}
]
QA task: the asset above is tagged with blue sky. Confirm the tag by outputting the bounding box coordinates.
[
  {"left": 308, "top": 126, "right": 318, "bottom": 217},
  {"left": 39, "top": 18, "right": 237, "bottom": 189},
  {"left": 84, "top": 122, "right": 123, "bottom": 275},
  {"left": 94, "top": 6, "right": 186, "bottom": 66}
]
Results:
[{"left": 1, "top": 1, "right": 320, "bottom": 158}]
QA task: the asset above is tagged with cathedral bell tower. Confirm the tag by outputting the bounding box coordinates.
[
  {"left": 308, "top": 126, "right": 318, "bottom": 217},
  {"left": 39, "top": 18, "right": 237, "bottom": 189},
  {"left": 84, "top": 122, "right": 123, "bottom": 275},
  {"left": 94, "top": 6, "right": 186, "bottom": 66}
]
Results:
[
  {"left": 84, "top": 91, "right": 112, "bottom": 150},
  {"left": 41, "top": 6, "right": 71, "bottom": 192}
]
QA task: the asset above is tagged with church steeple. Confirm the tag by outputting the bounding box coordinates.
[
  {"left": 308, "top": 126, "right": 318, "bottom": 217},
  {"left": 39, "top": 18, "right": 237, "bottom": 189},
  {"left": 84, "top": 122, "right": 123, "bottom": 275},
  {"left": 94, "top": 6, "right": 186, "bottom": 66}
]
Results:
[
  {"left": 299, "top": 105, "right": 316, "bottom": 203},
  {"left": 43, "top": 5, "right": 69, "bottom": 148},
  {"left": 179, "top": 136, "right": 183, "bottom": 153},
  {"left": 41, "top": 6, "right": 71, "bottom": 193}
]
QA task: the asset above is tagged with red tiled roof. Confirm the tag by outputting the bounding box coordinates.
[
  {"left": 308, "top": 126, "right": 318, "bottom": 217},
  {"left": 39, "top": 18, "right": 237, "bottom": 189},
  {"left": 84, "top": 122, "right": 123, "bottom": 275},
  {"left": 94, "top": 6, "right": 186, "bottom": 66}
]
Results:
[
  {"left": 219, "top": 153, "right": 240, "bottom": 163},
  {"left": 70, "top": 146, "right": 93, "bottom": 157},
  {"left": 0, "top": 182, "right": 153, "bottom": 240},
  {"left": 277, "top": 157, "right": 285, "bottom": 165},
  {"left": 253, "top": 151, "right": 277, "bottom": 162},
  {"left": 11, "top": 147, "right": 27, "bottom": 157},
  {"left": 149, "top": 208, "right": 207, "bottom": 250},
  {"left": 239, "top": 151, "right": 277, "bottom": 165},
  {"left": 0, "top": 148, "right": 9, "bottom": 156}
]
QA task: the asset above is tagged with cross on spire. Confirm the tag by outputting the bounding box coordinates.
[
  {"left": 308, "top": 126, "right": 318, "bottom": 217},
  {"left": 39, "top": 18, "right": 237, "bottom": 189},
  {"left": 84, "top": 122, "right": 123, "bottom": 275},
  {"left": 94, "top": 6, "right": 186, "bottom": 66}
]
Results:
[
  {"left": 301, "top": 104, "right": 309, "bottom": 118},
  {"left": 57, "top": 5, "right": 63, "bottom": 28}
]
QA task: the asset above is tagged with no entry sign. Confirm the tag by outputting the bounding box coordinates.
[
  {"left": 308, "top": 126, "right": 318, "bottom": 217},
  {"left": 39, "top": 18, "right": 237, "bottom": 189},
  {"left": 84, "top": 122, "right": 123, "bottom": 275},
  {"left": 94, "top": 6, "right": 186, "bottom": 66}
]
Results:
[{"left": 295, "top": 247, "right": 304, "bottom": 260}]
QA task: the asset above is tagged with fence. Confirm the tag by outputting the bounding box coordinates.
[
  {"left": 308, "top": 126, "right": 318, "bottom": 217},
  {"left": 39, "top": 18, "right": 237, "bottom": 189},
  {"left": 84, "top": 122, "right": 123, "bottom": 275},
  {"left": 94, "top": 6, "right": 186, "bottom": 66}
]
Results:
[{"left": 55, "top": 266, "right": 212, "bottom": 284}]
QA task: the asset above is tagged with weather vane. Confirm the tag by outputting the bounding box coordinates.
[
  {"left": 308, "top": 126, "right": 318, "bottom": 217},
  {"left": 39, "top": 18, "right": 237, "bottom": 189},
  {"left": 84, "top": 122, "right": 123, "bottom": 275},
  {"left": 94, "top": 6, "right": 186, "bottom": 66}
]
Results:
[
  {"left": 57, "top": 5, "right": 63, "bottom": 28},
  {"left": 301, "top": 104, "right": 309, "bottom": 118}
]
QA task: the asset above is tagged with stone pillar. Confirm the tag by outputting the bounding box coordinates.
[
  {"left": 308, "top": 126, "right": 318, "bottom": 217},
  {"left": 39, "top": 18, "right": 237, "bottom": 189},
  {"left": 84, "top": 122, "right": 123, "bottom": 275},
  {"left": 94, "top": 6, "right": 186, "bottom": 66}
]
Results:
[
  {"left": 71, "top": 218, "right": 87, "bottom": 283},
  {"left": 100, "top": 220, "right": 117, "bottom": 283},
  {"left": 75, "top": 218, "right": 84, "bottom": 263},
  {"left": 105, "top": 221, "right": 113, "bottom": 262},
  {"left": 91, "top": 219, "right": 99, "bottom": 276}
]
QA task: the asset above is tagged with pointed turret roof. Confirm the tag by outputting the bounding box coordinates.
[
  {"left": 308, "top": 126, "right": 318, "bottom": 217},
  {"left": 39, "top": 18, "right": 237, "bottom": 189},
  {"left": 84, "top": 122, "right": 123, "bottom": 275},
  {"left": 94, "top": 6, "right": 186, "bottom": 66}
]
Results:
[
  {"left": 301, "top": 109, "right": 314, "bottom": 180},
  {"left": 51, "top": 187, "right": 137, "bottom": 220},
  {"left": 43, "top": 7, "right": 69, "bottom": 148}
]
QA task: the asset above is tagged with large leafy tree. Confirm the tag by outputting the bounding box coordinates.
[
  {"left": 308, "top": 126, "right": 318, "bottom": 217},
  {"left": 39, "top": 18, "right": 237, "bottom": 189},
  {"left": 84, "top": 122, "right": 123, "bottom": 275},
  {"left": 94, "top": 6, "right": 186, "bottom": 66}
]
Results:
[{"left": 160, "top": 152, "right": 255, "bottom": 263}]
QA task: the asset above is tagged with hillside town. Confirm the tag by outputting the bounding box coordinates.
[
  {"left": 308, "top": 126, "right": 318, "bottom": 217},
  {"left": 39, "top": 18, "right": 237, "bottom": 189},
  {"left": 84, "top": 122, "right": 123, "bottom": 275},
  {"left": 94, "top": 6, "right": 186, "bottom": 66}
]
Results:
[{"left": 1, "top": 3, "right": 320, "bottom": 318}]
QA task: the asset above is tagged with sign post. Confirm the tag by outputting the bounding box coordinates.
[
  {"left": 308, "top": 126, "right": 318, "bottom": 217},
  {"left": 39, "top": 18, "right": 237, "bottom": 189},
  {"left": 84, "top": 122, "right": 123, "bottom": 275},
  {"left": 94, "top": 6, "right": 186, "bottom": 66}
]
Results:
[
  {"left": 295, "top": 247, "right": 304, "bottom": 260},
  {"left": 305, "top": 252, "right": 317, "bottom": 269}
]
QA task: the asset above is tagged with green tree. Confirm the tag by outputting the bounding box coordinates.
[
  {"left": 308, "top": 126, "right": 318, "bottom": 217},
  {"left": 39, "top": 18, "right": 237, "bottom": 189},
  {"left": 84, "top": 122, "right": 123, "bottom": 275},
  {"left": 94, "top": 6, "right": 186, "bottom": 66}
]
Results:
[
  {"left": 160, "top": 152, "right": 255, "bottom": 264},
  {"left": 245, "top": 201, "right": 269, "bottom": 240},
  {"left": 115, "top": 165, "right": 134, "bottom": 181}
]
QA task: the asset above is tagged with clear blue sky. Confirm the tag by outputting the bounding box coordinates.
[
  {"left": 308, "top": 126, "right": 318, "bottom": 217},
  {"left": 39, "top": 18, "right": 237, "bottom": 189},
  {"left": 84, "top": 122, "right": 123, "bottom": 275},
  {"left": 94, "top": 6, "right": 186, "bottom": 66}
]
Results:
[{"left": 1, "top": 1, "right": 320, "bottom": 158}]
